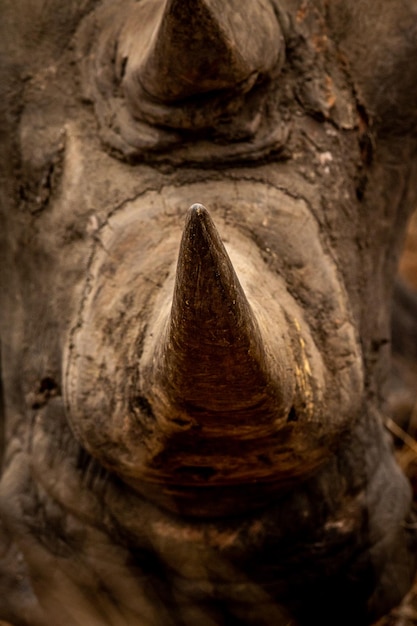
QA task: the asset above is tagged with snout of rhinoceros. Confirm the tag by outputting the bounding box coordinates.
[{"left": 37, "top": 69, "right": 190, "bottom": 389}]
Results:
[{"left": 64, "top": 181, "right": 363, "bottom": 516}]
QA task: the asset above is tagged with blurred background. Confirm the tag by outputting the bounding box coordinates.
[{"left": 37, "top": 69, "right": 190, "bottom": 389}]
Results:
[{"left": 378, "top": 210, "right": 417, "bottom": 626}]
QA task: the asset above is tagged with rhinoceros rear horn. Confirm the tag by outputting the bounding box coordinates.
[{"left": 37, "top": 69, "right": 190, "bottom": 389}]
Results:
[
  {"left": 148, "top": 204, "right": 292, "bottom": 428},
  {"left": 134, "top": 0, "right": 284, "bottom": 102}
]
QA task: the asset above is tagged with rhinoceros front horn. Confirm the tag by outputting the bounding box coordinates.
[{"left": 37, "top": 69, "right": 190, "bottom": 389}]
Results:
[
  {"left": 66, "top": 196, "right": 338, "bottom": 516},
  {"left": 148, "top": 204, "right": 292, "bottom": 424},
  {"left": 128, "top": 0, "right": 284, "bottom": 102},
  {"left": 136, "top": 204, "right": 308, "bottom": 514}
]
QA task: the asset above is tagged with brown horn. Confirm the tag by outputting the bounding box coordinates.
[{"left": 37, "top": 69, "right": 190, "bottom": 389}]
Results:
[
  {"left": 134, "top": 205, "right": 323, "bottom": 515},
  {"left": 128, "top": 0, "right": 284, "bottom": 103},
  {"left": 148, "top": 204, "right": 292, "bottom": 430}
]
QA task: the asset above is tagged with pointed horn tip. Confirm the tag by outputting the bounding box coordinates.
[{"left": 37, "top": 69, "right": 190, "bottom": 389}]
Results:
[
  {"left": 185, "top": 203, "right": 213, "bottom": 233},
  {"left": 189, "top": 203, "right": 208, "bottom": 218}
]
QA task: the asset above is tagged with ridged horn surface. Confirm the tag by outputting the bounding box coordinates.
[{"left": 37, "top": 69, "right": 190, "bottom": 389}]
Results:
[
  {"left": 134, "top": 0, "right": 283, "bottom": 102},
  {"left": 151, "top": 204, "right": 288, "bottom": 428}
]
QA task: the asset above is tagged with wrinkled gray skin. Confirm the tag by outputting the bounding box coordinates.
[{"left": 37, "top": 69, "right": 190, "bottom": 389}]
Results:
[{"left": 1, "top": 1, "right": 417, "bottom": 625}]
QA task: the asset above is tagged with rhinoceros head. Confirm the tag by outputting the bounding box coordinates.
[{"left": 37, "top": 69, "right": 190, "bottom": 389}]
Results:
[
  {"left": 62, "top": 0, "right": 367, "bottom": 517},
  {"left": 1, "top": 0, "right": 417, "bottom": 624}
]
